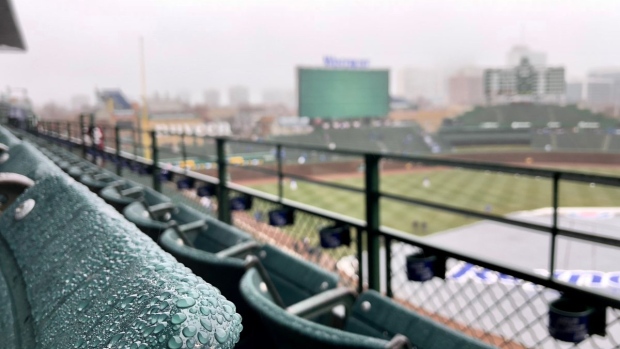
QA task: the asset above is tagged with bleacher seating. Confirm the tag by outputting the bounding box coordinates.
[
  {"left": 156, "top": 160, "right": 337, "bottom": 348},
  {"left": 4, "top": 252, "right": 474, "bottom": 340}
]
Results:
[
  {"left": 272, "top": 124, "right": 432, "bottom": 155},
  {"left": 240, "top": 269, "right": 495, "bottom": 349},
  {"left": 7, "top": 125, "right": 505, "bottom": 349},
  {"left": 0, "top": 128, "right": 243, "bottom": 349}
]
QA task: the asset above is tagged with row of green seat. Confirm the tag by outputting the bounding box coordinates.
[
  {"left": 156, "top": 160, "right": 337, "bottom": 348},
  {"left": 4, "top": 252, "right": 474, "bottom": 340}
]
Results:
[
  {"left": 0, "top": 127, "right": 243, "bottom": 349},
  {"left": 32, "top": 131, "right": 497, "bottom": 349}
]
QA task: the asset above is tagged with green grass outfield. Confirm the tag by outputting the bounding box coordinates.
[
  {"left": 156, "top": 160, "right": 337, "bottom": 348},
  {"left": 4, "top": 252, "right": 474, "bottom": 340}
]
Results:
[{"left": 247, "top": 167, "right": 620, "bottom": 236}]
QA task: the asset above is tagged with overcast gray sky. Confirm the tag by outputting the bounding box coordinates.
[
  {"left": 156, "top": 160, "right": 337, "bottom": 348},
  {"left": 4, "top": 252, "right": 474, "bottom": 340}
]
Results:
[{"left": 2, "top": 0, "right": 620, "bottom": 106}]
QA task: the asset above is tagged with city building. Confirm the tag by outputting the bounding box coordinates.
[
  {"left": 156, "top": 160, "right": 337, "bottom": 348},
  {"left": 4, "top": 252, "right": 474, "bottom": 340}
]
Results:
[
  {"left": 566, "top": 81, "right": 584, "bottom": 104},
  {"left": 484, "top": 57, "right": 565, "bottom": 104},
  {"left": 506, "top": 45, "right": 547, "bottom": 68},
  {"left": 94, "top": 89, "right": 136, "bottom": 126},
  {"left": 229, "top": 86, "right": 250, "bottom": 107},
  {"left": 448, "top": 67, "right": 484, "bottom": 107}
]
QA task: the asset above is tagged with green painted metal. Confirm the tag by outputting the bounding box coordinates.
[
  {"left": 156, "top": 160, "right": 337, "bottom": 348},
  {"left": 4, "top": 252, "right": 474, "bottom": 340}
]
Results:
[
  {"left": 151, "top": 130, "right": 161, "bottom": 192},
  {"left": 549, "top": 172, "right": 560, "bottom": 280},
  {"left": 364, "top": 154, "right": 381, "bottom": 291},
  {"left": 277, "top": 144, "right": 283, "bottom": 202},
  {"left": 27, "top": 122, "right": 620, "bottom": 311},
  {"left": 217, "top": 138, "right": 231, "bottom": 224},
  {"left": 79, "top": 115, "right": 86, "bottom": 157},
  {"left": 114, "top": 125, "right": 121, "bottom": 176},
  {"left": 384, "top": 235, "right": 392, "bottom": 298}
]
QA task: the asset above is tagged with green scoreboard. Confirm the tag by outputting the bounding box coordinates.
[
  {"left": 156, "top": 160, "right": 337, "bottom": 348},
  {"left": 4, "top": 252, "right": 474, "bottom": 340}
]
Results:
[{"left": 297, "top": 67, "right": 390, "bottom": 120}]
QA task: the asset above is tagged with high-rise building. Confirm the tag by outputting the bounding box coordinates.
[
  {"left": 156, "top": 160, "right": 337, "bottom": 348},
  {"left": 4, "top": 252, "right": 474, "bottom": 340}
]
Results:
[
  {"left": 204, "top": 89, "right": 220, "bottom": 108},
  {"left": 448, "top": 67, "right": 484, "bottom": 106},
  {"left": 506, "top": 45, "right": 547, "bottom": 68},
  {"left": 586, "top": 78, "right": 614, "bottom": 111},
  {"left": 484, "top": 58, "right": 565, "bottom": 104},
  {"left": 586, "top": 69, "right": 620, "bottom": 114},
  {"left": 566, "top": 81, "right": 584, "bottom": 104},
  {"left": 398, "top": 68, "right": 446, "bottom": 105},
  {"left": 229, "top": 86, "right": 250, "bottom": 107}
]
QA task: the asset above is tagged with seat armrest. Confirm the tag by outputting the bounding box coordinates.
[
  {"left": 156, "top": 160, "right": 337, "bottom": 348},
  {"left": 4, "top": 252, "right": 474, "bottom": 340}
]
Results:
[
  {"left": 385, "top": 334, "right": 412, "bottom": 349},
  {"left": 120, "top": 186, "right": 144, "bottom": 198},
  {"left": 93, "top": 173, "right": 111, "bottom": 180},
  {"left": 178, "top": 219, "right": 207, "bottom": 234},
  {"left": 286, "top": 287, "right": 357, "bottom": 320},
  {"left": 148, "top": 202, "right": 176, "bottom": 219},
  {"left": 244, "top": 255, "right": 286, "bottom": 308},
  {"left": 108, "top": 180, "right": 125, "bottom": 191},
  {"left": 216, "top": 241, "right": 260, "bottom": 259}
]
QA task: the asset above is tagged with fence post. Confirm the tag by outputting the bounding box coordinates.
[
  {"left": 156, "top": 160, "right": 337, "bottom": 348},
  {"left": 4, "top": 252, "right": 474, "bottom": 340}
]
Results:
[
  {"left": 356, "top": 227, "right": 365, "bottom": 294},
  {"left": 385, "top": 235, "right": 393, "bottom": 298},
  {"left": 151, "top": 130, "right": 161, "bottom": 192},
  {"left": 365, "top": 154, "right": 381, "bottom": 291},
  {"left": 115, "top": 125, "right": 122, "bottom": 176},
  {"left": 88, "top": 113, "right": 95, "bottom": 162},
  {"left": 79, "top": 114, "right": 86, "bottom": 157},
  {"left": 548, "top": 172, "right": 560, "bottom": 280},
  {"left": 181, "top": 132, "right": 187, "bottom": 171},
  {"left": 277, "top": 144, "right": 283, "bottom": 202},
  {"left": 216, "top": 138, "right": 231, "bottom": 224}
]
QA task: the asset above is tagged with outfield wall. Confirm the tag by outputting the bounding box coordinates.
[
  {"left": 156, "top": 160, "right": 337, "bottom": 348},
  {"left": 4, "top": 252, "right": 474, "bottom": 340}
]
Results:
[
  {"left": 441, "top": 151, "right": 620, "bottom": 166},
  {"left": 189, "top": 151, "right": 620, "bottom": 184}
]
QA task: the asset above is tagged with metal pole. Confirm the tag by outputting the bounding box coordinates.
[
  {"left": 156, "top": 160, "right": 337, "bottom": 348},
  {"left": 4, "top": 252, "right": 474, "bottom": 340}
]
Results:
[
  {"left": 89, "top": 114, "right": 95, "bottom": 163},
  {"left": 79, "top": 114, "right": 86, "bottom": 157},
  {"left": 216, "top": 138, "right": 231, "bottom": 224},
  {"left": 549, "top": 172, "right": 560, "bottom": 280},
  {"left": 365, "top": 154, "right": 381, "bottom": 291},
  {"left": 151, "top": 130, "right": 161, "bottom": 192},
  {"left": 66, "top": 122, "right": 72, "bottom": 150},
  {"left": 356, "top": 227, "right": 364, "bottom": 294},
  {"left": 277, "top": 144, "right": 283, "bottom": 202},
  {"left": 385, "top": 235, "right": 393, "bottom": 298},
  {"left": 181, "top": 133, "right": 187, "bottom": 172},
  {"left": 115, "top": 125, "right": 122, "bottom": 176},
  {"left": 133, "top": 128, "right": 138, "bottom": 158}
]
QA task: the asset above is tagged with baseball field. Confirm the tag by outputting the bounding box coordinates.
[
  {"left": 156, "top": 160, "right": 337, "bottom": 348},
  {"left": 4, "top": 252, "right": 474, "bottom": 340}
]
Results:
[{"left": 245, "top": 165, "right": 620, "bottom": 235}]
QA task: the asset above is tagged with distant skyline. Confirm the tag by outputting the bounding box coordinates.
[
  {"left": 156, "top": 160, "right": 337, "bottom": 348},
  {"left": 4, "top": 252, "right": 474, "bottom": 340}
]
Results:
[{"left": 3, "top": 0, "right": 620, "bottom": 106}]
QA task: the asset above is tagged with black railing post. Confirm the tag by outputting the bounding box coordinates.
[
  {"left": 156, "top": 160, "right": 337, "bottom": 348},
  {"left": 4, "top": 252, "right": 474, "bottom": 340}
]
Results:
[
  {"left": 79, "top": 114, "right": 86, "bottom": 157},
  {"left": 277, "top": 144, "right": 283, "bottom": 202},
  {"left": 385, "top": 235, "right": 393, "bottom": 298},
  {"left": 115, "top": 125, "right": 122, "bottom": 176},
  {"left": 181, "top": 132, "right": 187, "bottom": 171},
  {"left": 88, "top": 113, "right": 95, "bottom": 163},
  {"left": 216, "top": 138, "right": 231, "bottom": 224},
  {"left": 549, "top": 172, "right": 560, "bottom": 280},
  {"left": 356, "top": 227, "right": 365, "bottom": 294},
  {"left": 151, "top": 130, "right": 161, "bottom": 192},
  {"left": 365, "top": 154, "right": 381, "bottom": 291},
  {"left": 133, "top": 128, "right": 138, "bottom": 158}
]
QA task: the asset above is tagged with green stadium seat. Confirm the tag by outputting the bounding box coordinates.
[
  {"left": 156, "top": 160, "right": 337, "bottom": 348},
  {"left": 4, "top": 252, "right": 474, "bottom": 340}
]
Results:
[
  {"left": 0, "top": 142, "right": 61, "bottom": 180},
  {"left": 0, "top": 171, "right": 242, "bottom": 348},
  {"left": 241, "top": 268, "right": 496, "bottom": 349},
  {"left": 344, "top": 291, "right": 496, "bottom": 349},
  {"left": 99, "top": 180, "right": 147, "bottom": 212},
  {"left": 159, "top": 217, "right": 258, "bottom": 348},
  {"left": 240, "top": 268, "right": 394, "bottom": 349},
  {"left": 123, "top": 198, "right": 189, "bottom": 241},
  {"left": 0, "top": 126, "right": 22, "bottom": 146},
  {"left": 79, "top": 169, "right": 122, "bottom": 193}
]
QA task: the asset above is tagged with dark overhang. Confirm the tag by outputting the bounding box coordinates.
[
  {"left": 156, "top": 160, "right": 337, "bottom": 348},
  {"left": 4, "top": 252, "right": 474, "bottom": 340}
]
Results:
[{"left": 0, "top": 0, "right": 26, "bottom": 51}]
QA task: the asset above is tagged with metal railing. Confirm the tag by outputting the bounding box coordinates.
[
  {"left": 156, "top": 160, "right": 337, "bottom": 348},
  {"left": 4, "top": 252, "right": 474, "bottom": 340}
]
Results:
[{"left": 28, "top": 120, "right": 620, "bottom": 348}]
